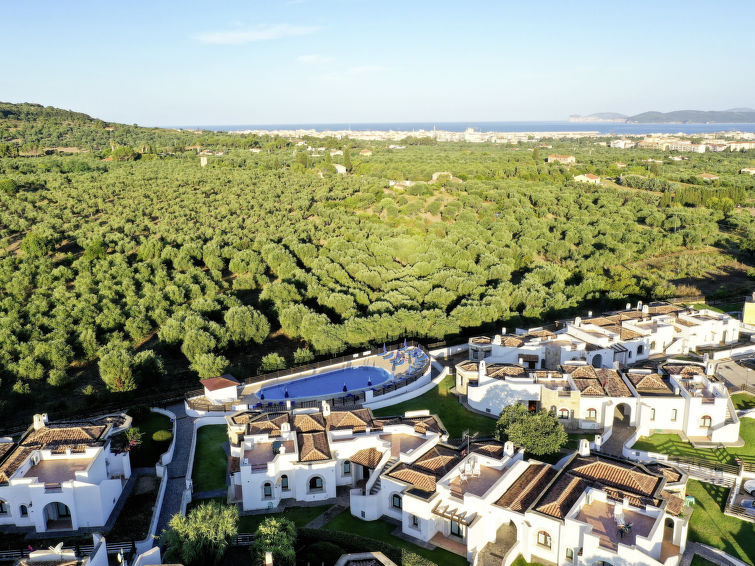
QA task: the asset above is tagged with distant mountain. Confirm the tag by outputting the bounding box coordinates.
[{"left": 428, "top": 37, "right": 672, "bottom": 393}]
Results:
[
  {"left": 627, "top": 109, "right": 755, "bottom": 124},
  {"left": 569, "top": 112, "right": 627, "bottom": 123}
]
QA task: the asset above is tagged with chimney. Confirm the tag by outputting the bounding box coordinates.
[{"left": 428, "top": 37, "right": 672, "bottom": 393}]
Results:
[
  {"left": 33, "top": 414, "right": 48, "bottom": 431},
  {"left": 626, "top": 303, "right": 631, "bottom": 310},
  {"left": 642, "top": 304, "right": 649, "bottom": 315},
  {"left": 478, "top": 360, "right": 486, "bottom": 379},
  {"left": 578, "top": 438, "right": 591, "bottom": 457},
  {"left": 504, "top": 441, "right": 515, "bottom": 457},
  {"left": 264, "top": 551, "right": 274, "bottom": 566},
  {"left": 574, "top": 316, "right": 581, "bottom": 328},
  {"left": 587, "top": 311, "right": 593, "bottom": 317},
  {"left": 501, "top": 327, "right": 506, "bottom": 335},
  {"left": 636, "top": 300, "right": 643, "bottom": 311},
  {"left": 279, "top": 445, "right": 286, "bottom": 455},
  {"left": 321, "top": 401, "right": 331, "bottom": 418}
]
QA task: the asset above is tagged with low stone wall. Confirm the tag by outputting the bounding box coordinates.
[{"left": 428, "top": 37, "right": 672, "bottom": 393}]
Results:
[{"left": 364, "top": 366, "right": 448, "bottom": 410}]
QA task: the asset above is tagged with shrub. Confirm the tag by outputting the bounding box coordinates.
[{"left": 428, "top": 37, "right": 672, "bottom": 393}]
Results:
[
  {"left": 259, "top": 353, "right": 286, "bottom": 373},
  {"left": 152, "top": 429, "right": 173, "bottom": 443}
]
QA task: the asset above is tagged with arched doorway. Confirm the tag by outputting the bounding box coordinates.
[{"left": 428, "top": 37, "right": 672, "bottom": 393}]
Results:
[
  {"left": 592, "top": 354, "right": 603, "bottom": 368},
  {"left": 43, "top": 502, "right": 72, "bottom": 530},
  {"left": 663, "top": 517, "right": 675, "bottom": 543},
  {"left": 613, "top": 403, "right": 632, "bottom": 426}
]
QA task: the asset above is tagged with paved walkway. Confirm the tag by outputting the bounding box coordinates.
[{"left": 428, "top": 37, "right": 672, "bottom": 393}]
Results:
[
  {"left": 305, "top": 504, "right": 346, "bottom": 529},
  {"left": 154, "top": 402, "right": 194, "bottom": 541},
  {"left": 681, "top": 541, "right": 751, "bottom": 566}
]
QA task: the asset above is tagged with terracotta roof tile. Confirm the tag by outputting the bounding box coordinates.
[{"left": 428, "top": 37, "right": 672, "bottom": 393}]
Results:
[
  {"left": 497, "top": 463, "right": 557, "bottom": 512},
  {"left": 297, "top": 432, "right": 331, "bottom": 462},
  {"left": 200, "top": 374, "right": 239, "bottom": 391},
  {"left": 294, "top": 413, "right": 326, "bottom": 432},
  {"left": 327, "top": 409, "right": 373, "bottom": 430},
  {"left": 389, "top": 465, "right": 437, "bottom": 492},
  {"left": 349, "top": 447, "right": 383, "bottom": 468},
  {"left": 595, "top": 369, "right": 632, "bottom": 397},
  {"left": 535, "top": 474, "right": 588, "bottom": 519}
]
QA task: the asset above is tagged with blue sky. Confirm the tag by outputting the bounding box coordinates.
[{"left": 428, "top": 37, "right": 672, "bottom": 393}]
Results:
[{"left": 2, "top": 0, "right": 753, "bottom": 126}]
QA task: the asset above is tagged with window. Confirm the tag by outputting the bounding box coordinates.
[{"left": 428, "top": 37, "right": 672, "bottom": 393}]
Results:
[
  {"left": 450, "top": 520, "right": 463, "bottom": 537},
  {"left": 650, "top": 408, "right": 656, "bottom": 421},
  {"left": 559, "top": 408, "right": 569, "bottom": 419},
  {"left": 309, "top": 476, "right": 324, "bottom": 492},
  {"left": 343, "top": 461, "right": 351, "bottom": 475},
  {"left": 537, "top": 531, "right": 552, "bottom": 549},
  {"left": 671, "top": 409, "right": 677, "bottom": 422},
  {"left": 263, "top": 482, "right": 272, "bottom": 499},
  {"left": 700, "top": 415, "right": 712, "bottom": 427},
  {"left": 586, "top": 408, "right": 597, "bottom": 420},
  {"left": 566, "top": 548, "right": 574, "bottom": 560},
  {"left": 392, "top": 494, "right": 402, "bottom": 509},
  {"left": 20, "top": 505, "right": 28, "bottom": 517},
  {"left": 0, "top": 500, "right": 8, "bottom": 514},
  {"left": 638, "top": 344, "right": 644, "bottom": 355},
  {"left": 281, "top": 475, "right": 289, "bottom": 491},
  {"left": 628, "top": 351, "right": 632, "bottom": 359},
  {"left": 411, "top": 515, "right": 420, "bottom": 529}
]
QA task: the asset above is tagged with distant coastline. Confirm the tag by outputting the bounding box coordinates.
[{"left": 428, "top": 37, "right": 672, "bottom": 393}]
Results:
[{"left": 172, "top": 121, "right": 755, "bottom": 135}]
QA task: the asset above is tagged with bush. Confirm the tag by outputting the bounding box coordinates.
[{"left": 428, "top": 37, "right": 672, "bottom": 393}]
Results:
[
  {"left": 152, "top": 429, "right": 173, "bottom": 442},
  {"left": 259, "top": 352, "right": 286, "bottom": 373}
]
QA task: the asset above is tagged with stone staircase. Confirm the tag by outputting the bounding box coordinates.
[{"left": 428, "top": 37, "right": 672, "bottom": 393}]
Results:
[{"left": 369, "top": 457, "right": 398, "bottom": 494}]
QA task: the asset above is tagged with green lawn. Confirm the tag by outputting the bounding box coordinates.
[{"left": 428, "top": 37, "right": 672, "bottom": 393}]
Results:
[
  {"left": 690, "top": 557, "right": 718, "bottom": 566},
  {"left": 325, "top": 508, "right": 467, "bottom": 566},
  {"left": 238, "top": 504, "right": 330, "bottom": 533},
  {"left": 631, "top": 417, "right": 755, "bottom": 467},
  {"left": 510, "top": 557, "right": 546, "bottom": 566},
  {"left": 192, "top": 425, "right": 228, "bottom": 492},
  {"left": 128, "top": 410, "right": 173, "bottom": 468},
  {"left": 373, "top": 374, "right": 496, "bottom": 437},
  {"left": 733, "top": 393, "right": 755, "bottom": 411},
  {"left": 687, "top": 480, "right": 755, "bottom": 565}
]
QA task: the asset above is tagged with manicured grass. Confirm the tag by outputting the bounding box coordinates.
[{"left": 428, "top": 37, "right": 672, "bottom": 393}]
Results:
[
  {"left": 631, "top": 418, "right": 755, "bottom": 466},
  {"left": 128, "top": 410, "right": 173, "bottom": 468},
  {"left": 687, "top": 480, "right": 755, "bottom": 565},
  {"left": 325, "top": 509, "right": 468, "bottom": 566},
  {"left": 510, "top": 557, "right": 546, "bottom": 566},
  {"left": 192, "top": 425, "right": 228, "bottom": 492},
  {"left": 373, "top": 374, "right": 496, "bottom": 437},
  {"left": 238, "top": 505, "right": 330, "bottom": 532},
  {"left": 733, "top": 393, "right": 755, "bottom": 411},
  {"left": 690, "top": 557, "right": 718, "bottom": 566}
]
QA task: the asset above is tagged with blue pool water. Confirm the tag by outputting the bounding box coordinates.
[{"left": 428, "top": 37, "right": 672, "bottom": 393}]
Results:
[{"left": 258, "top": 365, "right": 393, "bottom": 401}]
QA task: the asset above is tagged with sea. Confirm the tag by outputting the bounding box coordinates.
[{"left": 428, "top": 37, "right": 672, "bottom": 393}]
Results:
[{"left": 175, "top": 121, "right": 755, "bottom": 135}]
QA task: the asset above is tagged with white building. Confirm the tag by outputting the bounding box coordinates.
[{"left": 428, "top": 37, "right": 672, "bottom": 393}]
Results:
[
  {"left": 0, "top": 414, "right": 132, "bottom": 533},
  {"left": 610, "top": 139, "right": 636, "bottom": 149},
  {"left": 226, "top": 404, "right": 448, "bottom": 512},
  {"left": 459, "top": 303, "right": 743, "bottom": 445},
  {"left": 200, "top": 374, "right": 240, "bottom": 404},
  {"left": 573, "top": 174, "right": 601, "bottom": 184},
  {"left": 490, "top": 444, "right": 690, "bottom": 566}
]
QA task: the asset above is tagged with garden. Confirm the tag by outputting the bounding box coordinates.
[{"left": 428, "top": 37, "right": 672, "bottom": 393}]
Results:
[
  {"left": 192, "top": 425, "right": 229, "bottom": 492},
  {"left": 631, "top": 417, "right": 755, "bottom": 467}
]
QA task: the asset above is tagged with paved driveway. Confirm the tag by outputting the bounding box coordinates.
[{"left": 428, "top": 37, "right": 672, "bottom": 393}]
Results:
[{"left": 715, "top": 359, "right": 755, "bottom": 390}]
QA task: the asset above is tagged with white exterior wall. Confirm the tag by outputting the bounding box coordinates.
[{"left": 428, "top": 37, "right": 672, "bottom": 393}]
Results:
[
  {"left": 0, "top": 445, "right": 127, "bottom": 533},
  {"left": 467, "top": 379, "right": 540, "bottom": 415},
  {"left": 635, "top": 396, "right": 687, "bottom": 437},
  {"left": 205, "top": 385, "right": 238, "bottom": 403}
]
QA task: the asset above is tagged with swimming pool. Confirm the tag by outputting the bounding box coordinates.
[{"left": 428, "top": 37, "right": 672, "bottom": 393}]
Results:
[{"left": 257, "top": 365, "right": 393, "bottom": 401}]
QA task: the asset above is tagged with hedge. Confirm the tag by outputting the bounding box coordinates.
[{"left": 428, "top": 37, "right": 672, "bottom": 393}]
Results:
[
  {"left": 296, "top": 528, "right": 437, "bottom": 566},
  {"left": 152, "top": 429, "right": 173, "bottom": 442}
]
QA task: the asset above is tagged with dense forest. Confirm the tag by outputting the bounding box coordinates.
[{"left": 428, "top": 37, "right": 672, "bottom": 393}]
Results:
[{"left": 0, "top": 102, "right": 754, "bottom": 425}]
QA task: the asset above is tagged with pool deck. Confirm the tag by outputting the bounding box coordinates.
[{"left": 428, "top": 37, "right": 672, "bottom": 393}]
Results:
[{"left": 239, "top": 349, "right": 427, "bottom": 403}]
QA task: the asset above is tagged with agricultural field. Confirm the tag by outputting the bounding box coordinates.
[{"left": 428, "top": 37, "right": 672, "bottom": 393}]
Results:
[{"left": 1, "top": 102, "right": 754, "bottom": 426}]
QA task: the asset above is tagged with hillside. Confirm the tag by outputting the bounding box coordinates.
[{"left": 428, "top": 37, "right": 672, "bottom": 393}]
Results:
[
  {"left": 0, "top": 102, "right": 753, "bottom": 428},
  {"left": 627, "top": 109, "right": 755, "bottom": 124}
]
